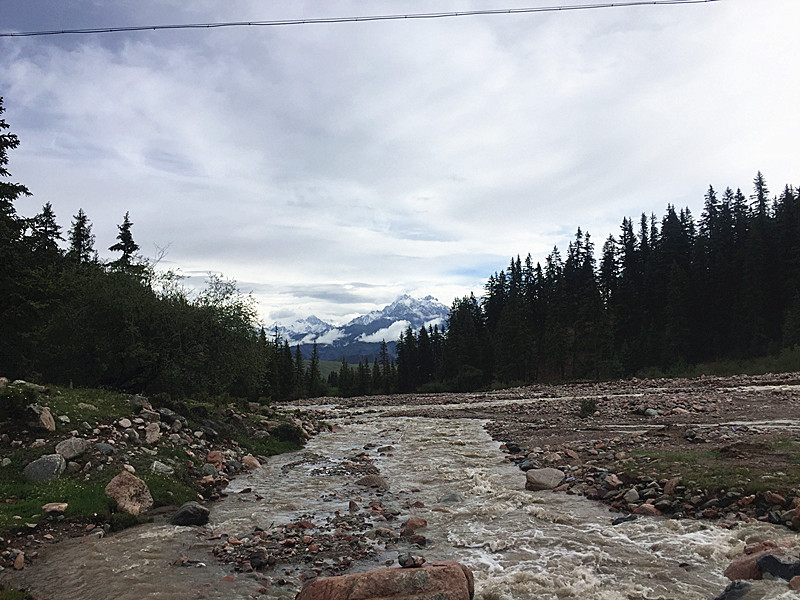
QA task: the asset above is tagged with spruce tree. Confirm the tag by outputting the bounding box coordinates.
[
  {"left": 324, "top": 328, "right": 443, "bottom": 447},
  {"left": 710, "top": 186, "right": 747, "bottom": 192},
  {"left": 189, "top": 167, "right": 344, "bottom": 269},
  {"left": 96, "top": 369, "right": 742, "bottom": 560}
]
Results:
[
  {"left": 27, "top": 202, "right": 63, "bottom": 255},
  {"left": 109, "top": 211, "right": 140, "bottom": 269},
  {"left": 67, "top": 208, "right": 96, "bottom": 263}
]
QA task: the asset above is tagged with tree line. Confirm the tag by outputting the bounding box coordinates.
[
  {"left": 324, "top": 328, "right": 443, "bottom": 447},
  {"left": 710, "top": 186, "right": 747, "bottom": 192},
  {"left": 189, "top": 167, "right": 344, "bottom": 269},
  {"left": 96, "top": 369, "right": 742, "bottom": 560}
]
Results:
[
  {"left": 0, "top": 97, "right": 330, "bottom": 403},
  {"left": 396, "top": 173, "right": 800, "bottom": 391}
]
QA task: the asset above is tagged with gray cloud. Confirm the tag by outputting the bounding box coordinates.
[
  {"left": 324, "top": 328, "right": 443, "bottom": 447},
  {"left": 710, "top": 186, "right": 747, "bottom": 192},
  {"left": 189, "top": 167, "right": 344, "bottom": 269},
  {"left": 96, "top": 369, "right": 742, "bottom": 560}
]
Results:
[{"left": 2, "top": 0, "right": 799, "bottom": 323}]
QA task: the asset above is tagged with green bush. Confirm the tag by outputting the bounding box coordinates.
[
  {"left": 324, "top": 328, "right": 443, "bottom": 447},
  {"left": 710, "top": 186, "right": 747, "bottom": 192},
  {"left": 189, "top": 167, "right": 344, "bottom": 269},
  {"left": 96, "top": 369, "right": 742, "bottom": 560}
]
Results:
[{"left": 0, "top": 386, "right": 37, "bottom": 422}]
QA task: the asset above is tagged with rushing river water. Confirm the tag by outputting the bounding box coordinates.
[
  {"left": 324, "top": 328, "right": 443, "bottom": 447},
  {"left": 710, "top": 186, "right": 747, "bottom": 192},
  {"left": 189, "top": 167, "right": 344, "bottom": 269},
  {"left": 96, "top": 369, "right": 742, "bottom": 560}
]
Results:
[{"left": 8, "top": 414, "right": 800, "bottom": 600}]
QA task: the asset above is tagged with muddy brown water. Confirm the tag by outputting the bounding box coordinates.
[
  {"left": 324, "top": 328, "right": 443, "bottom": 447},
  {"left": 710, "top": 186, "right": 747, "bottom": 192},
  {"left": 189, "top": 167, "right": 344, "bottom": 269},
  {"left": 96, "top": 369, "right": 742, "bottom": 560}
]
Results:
[{"left": 6, "top": 413, "right": 800, "bottom": 599}]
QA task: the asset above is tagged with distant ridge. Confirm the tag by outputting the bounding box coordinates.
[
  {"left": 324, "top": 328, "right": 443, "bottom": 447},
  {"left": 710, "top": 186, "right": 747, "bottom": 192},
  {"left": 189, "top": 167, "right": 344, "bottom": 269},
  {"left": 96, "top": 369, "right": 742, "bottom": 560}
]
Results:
[{"left": 271, "top": 295, "right": 449, "bottom": 362}]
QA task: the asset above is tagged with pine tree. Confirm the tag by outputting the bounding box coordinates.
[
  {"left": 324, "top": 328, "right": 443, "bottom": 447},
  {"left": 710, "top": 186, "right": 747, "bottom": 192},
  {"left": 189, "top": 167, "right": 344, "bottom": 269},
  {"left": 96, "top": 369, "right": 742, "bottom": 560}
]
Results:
[
  {"left": 26, "top": 202, "right": 63, "bottom": 255},
  {"left": 109, "top": 211, "right": 140, "bottom": 269},
  {"left": 67, "top": 208, "right": 96, "bottom": 263}
]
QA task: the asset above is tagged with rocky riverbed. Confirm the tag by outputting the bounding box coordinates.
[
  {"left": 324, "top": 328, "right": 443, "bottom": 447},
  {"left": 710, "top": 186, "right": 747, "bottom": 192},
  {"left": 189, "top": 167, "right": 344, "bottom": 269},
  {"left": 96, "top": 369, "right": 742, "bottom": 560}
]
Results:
[{"left": 291, "top": 372, "right": 800, "bottom": 531}]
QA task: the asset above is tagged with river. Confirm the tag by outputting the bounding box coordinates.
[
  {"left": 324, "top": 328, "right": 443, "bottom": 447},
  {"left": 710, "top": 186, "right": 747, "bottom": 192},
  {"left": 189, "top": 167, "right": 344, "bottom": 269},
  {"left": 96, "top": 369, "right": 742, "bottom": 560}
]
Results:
[{"left": 7, "top": 412, "right": 798, "bottom": 600}]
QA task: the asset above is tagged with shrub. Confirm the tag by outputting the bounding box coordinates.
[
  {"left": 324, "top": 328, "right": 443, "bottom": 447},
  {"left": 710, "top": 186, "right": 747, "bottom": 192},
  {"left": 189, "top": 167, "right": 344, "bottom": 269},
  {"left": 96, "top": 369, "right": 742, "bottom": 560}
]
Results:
[{"left": 579, "top": 397, "right": 597, "bottom": 418}]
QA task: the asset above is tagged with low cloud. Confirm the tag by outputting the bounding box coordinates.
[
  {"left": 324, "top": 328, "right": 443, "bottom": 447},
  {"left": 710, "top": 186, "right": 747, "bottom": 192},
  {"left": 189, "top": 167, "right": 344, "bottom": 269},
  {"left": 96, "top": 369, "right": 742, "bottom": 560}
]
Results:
[{"left": 358, "top": 320, "right": 410, "bottom": 344}]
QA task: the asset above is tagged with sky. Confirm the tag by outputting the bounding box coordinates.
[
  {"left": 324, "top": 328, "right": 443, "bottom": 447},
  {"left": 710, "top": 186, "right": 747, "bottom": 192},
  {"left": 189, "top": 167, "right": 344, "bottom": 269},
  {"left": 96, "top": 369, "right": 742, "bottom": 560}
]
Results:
[{"left": 2, "top": 0, "right": 798, "bottom": 326}]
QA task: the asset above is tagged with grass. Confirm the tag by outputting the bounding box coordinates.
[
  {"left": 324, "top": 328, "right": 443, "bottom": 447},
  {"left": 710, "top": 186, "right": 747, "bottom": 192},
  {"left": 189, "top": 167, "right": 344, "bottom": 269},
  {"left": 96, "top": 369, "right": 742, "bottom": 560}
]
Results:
[
  {"left": 636, "top": 346, "right": 800, "bottom": 380},
  {"left": 623, "top": 438, "right": 800, "bottom": 496}
]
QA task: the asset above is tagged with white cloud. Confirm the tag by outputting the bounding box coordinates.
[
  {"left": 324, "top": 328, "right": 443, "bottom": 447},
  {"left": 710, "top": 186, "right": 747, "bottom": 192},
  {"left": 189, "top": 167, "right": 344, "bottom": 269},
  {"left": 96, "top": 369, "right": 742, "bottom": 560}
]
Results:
[{"left": 358, "top": 321, "right": 411, "bottom": 344}]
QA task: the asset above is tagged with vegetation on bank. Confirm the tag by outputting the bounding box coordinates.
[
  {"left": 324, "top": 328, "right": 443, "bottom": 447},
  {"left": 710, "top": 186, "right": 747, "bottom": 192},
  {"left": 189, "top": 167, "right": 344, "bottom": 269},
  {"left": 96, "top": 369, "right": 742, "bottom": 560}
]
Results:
[{"left": 0, "top": 383, "right": 308, "bottom": 538}]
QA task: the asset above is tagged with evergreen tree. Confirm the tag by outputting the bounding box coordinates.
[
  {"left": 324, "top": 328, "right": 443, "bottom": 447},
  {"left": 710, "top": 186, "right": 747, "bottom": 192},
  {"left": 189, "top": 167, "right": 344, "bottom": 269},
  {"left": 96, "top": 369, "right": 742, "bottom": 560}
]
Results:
[
  {"left": 26, "top": 202, "right": 63, "bottom": 255},
  {"left": 109, "top": 211, "right": 140, "bottom": 270},
  {"left": 67, "top": 208, "right": 96, "bottom": 263}
]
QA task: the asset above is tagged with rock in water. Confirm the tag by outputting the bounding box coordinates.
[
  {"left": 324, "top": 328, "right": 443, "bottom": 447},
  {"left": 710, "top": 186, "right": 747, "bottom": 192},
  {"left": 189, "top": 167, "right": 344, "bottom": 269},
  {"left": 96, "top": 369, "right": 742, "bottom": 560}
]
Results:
[
  {"left": 170, "top": 501, "right": 210, "bottom": 526},
  {"left": 525, "top": 468, "right": 565, "bottom": 491},
  {"left": 756, "top": 554, "right": 800, "bottom": 581},
  {"left": 23, "top": 454, "right": 66, "bottom": 482},
  {"left": 398, "top": 553, "right": 426, "bottom": 568},
  {"left": 713, "top": 581, "right": 752, "bottom": 600},
  {"left": 295, "top": 561, "right": 474, "bottom": 600},
  {"left": 356, "top": 474, "right": 389, "bottom": 490},
  {"left": 105, "top": 471, "right": 153, "bottom": 516}
]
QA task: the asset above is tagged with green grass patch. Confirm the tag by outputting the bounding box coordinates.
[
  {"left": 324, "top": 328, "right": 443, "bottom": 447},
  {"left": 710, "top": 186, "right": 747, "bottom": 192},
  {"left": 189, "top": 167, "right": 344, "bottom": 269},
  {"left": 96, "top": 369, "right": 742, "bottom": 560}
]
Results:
[
  {"left": 0, "top": 585, "right": 35, "bottom": 600},
  {"left": 624, "top": 438, "right": 800, "bottom": 495}
]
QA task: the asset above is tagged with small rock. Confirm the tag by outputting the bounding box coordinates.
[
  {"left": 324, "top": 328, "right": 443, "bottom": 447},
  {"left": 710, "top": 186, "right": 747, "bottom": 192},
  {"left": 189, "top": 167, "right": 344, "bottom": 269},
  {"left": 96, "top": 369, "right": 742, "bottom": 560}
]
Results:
[
  {"left": 144, "top": 423, "right": 161, "bottom": 445},
  {"left": 42, "top": 502, "right": 68, "bottom": 514},
  {"left": 398, "top": 553, "right": 426, "bottom": 568},
  {"left": 13, "top": 552, "right": 25, "bottom": 570},
  {"left": 94, "top": 442, "right": 116, "bottom": 455},
  {"left": 713, "top": 581, "right": 752, "bottom": 600},
  {"left": 118, "top": 418, "right": 132, "bottom": 429},
  {"left": 356, "top": 474, "right": 389, "bottom": 490},
  {"left": 623, "top": 488, "right": 640, "bottom": 503},
  {"left": 151, "top": 460, "right": 174, "bottom": 475},
  {"left": 242, "top": 455, "right": 260, "bottom": 470}
]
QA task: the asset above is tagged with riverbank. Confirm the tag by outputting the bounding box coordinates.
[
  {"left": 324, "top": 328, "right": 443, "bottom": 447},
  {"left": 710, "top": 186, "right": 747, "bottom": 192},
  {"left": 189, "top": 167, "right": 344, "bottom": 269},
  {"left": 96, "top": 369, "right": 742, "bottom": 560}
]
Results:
[
  {"left": 0, "top": 379, "right": 322, "bottom": 578},
  {"left": 291, "top": 372, "right": 800, "bottom": 530}
]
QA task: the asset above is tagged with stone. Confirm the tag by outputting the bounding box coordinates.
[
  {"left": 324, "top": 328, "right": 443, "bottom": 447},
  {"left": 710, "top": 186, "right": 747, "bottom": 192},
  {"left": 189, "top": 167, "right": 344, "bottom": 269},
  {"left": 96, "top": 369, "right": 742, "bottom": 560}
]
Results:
[
  {"left": 23, "top": 454, "right": 66, "bottom": 482},
  {"left": 105, "top": 471, "right": 153, "bottom": 516},
  {"left": 249, "top": 547, "right": 272, "bottom": 569},
  {"left": 398, "top": 553, "right": 426, "bottom": 568},
  {"left": 643, "top": 408, "right": 659, "bottom": 417},
  {"left": 663, "top": 477, "right": 681, "bottom": 495},
  {"left": 76, "top": 402, "right": 97, "bottom": 411},
  {"left": 764, "top": 491, "right": 787, "bottom": 506},
  {"left": 201, "top": 463, "right": 219, "bottom": 476},
  {"left": 789, "top": 576, "right": 800, "bottom": 591},
  {"left": 57, "top": 415, "right": 70, "bottom": 425},
  {"left": 605, "top": 473, "right": 623, "bottom": 489},
  {"left": 438, "top": 492, "right": 462, "bottom": 504},
  {"left": 525, "top": 468, "right": 565, "bottom": 491},
  {"left": 295, "top": 561, "right": 474, "bottom": 600},
  {"left": 139, "top": 409, "right": 161, "bottom": 422},
  {"left": 118, "top": 418, "right": 132, "bottom": 429},
  {"left": 1, "top": 457, "right": 11, "bottom": 467},
  {"left": 632, "top": 503, "right": 662, "bottom": 516},
  {"left": 144, "top": 423, "right": 161, "bottom": 444},
  {"left": 712, "top": 581, "right": 751, "bottom": 600},
  {"left": 94, "top": 442, "right": 116, "bottom": 455},
  {"left": 151, "top": 460, "right": 174, "bottom": 475},
  {"left": 205, "top": 450, "right": 224, "bottom": 469},
  {"left": 13, "top": 552, "right": 25, "bottom": 570},
  {"left": 170, "top": 501, "right": 210, "bottom": 526},
  {"left": 402, "top": 517, "right": 428, "bottom": 537},
  {"left": 756, "top": 554, "right": 800, "bottom": 581},
  {"left": 30, "top": 405, "right": 56, "bottom": 431},
  {"left": 623, "top": 488, "right": 640, "bottom": 503},
  {"left": 42, "top": 502, "right": 68, "bottom": 514},
  {"left": 242, "top": 455, "right": 260, "bottom": 470},
  {"left": 356, "top": 474, "right": 389, "bottom": 490},
  {"left": 517, "top": 457, "right": 537, "bottom": 471},
  {"left": 55, "top": 437, "right": 91, "bottom": 460}
]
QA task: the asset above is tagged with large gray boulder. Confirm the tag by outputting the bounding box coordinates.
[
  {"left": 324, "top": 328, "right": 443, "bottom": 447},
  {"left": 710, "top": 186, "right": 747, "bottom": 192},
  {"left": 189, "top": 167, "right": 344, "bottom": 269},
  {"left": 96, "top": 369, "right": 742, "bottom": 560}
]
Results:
[
  {"left": 23, "top": 454, "right": 66, "bottom": 482},
  {"left": 525, "top": 467, "right": 565, "bottom": 491},
  {"left": 55, "top": 437, "right": 91, "bottom": 460}
]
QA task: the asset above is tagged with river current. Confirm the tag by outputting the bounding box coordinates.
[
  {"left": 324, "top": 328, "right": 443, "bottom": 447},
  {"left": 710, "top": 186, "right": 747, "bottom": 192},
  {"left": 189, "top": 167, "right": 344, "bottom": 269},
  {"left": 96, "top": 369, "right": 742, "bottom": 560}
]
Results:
[{"left": 8, "top": 413, "right": 799, "bottom": 600}]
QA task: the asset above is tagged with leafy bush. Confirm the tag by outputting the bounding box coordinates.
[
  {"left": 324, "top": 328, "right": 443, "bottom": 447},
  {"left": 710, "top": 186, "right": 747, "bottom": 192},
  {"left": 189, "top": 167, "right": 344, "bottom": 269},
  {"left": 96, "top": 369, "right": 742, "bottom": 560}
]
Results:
[{"left": 0, "top": 385, "right": 37, "bottom": 422}]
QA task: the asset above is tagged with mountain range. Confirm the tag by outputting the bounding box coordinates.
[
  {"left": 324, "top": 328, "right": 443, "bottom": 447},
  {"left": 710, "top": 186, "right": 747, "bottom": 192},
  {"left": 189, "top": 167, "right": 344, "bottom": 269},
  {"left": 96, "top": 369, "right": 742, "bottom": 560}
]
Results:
[{"left": 272, "top": 295, "right": 449, "bottom": 362}]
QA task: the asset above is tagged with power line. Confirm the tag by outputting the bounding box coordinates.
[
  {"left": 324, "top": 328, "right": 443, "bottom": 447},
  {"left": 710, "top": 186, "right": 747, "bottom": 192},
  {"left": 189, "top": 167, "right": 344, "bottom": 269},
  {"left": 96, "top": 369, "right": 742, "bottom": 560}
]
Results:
[{"left": 1, "top": 0, "right": 720, "bottom": 38}]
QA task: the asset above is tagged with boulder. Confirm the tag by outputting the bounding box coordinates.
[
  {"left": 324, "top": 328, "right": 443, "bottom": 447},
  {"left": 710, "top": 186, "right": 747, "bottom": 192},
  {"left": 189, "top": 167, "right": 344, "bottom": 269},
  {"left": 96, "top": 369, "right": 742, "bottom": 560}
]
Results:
[
  {"left": 205, "top": 450, "right": 224, "bottom": 470},
  {"left": 55, "top": 437, "right": 91, "bottom": 460},
  {"left": 151, "top": 460, "right": 174, "bottom": 475},
  {"left": 42, "top": 502, "right": 68, "bottom": 514},
  {"left": 756, "top": 554, "right": 800, "bottom": 581},
  {"left": 170, "top": 501, "right": 210, "bottom": 526},
  {"left": 105, "top": 471, "right": 153, "bottom": 516},
  {"left": 242, "top": 455, "right": 261, "bottom": 470},
  {"left": 23, "top": 454, "right": 66, "bottom": 482},
  {"left": 295, "top": 561, "right": 474, "bottom": 600},
  {"left": 525, "top": 468, "right": 565, "bottom": 491},
  {"left": 27, "top": 405, "right": 55, "bottom": 431}
]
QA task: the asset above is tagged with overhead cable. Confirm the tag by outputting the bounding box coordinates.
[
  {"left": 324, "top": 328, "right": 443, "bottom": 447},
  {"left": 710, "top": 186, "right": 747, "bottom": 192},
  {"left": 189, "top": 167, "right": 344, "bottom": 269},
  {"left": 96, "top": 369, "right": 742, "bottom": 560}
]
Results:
[{"left": 1, "top": 0, "right": 720, "bottom": 38}]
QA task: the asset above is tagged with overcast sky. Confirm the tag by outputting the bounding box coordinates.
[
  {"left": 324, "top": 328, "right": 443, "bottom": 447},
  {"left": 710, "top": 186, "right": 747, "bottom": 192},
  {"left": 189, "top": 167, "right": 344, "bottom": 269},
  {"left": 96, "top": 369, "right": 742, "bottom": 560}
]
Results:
[{"left": 2, "top": 1, "right": 798, "bottom": 325}]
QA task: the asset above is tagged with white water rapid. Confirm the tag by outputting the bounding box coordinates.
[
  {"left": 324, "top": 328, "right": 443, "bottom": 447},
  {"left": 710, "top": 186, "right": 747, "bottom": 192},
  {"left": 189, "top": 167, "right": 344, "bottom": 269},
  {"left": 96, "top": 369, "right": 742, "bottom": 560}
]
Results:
[{"left": 7, "top": 414, "right": 799, "bottom": 600}]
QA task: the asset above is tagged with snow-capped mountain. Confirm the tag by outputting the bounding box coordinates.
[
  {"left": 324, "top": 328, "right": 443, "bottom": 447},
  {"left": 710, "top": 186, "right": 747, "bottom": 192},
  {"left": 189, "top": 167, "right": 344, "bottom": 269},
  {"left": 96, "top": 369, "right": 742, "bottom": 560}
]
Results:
[{"left": 272, "top": 295, "right": 449, "bottom": 362}]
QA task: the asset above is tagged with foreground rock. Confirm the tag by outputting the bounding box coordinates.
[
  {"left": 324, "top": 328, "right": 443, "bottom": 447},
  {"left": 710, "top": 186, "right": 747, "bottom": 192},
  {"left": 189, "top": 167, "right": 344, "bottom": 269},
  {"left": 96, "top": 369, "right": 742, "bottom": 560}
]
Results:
[
  {"left": 23, "top": 454, "right": 66, "bottom": 482},
  {"left": 295, "top": 561, "right": 474, "bottom": 600},
  {"left": 170, "top": 501, "right": 210, "bottom": 526},
  {"left": 524, "top": 467, "right": 565, "bottom": 491},
  {"left": 104, "top": 470, "right": 153, "bottom": 516}
]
